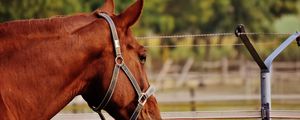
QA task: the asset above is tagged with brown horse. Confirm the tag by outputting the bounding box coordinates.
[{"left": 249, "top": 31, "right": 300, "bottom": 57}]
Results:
[{"left": 0, "top": 0, "right": 161, "bottom": 119}]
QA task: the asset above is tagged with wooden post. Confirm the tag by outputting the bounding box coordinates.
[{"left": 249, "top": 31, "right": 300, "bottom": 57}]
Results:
[
  {"left": 156, "top": 59, "right": 173, "bottom": 90},
  {"left": 240, "top": 56, "right": 252, "bottom": 98},
  {"left": 221, "top": 57, "right": 228, "bottom": 84},
  {"left": 72, "top": 103, "right": 77, "bottom": 113},
  {"left": 239, "top": 55, "right": 246, "bottom": 85},
  {"left": 176, "top": 58, "right": 194, "bottom": 87},
  {"left": 190, "top": 88, "right": 196, "bottom": 111},
  {"left": 297, "top": 61, "right": 300, "bottom": 77}
]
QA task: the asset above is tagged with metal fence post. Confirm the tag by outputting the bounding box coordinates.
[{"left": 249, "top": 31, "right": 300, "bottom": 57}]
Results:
[
  {"left": 235, "top": 24, "right": 300, "bottom": 120},
  {"left": 261, "top": 69, "right": 271, "bottom": 120}
]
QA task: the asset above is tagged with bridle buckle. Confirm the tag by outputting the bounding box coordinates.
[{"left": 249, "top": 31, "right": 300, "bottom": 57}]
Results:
[{"left": 138, "top": 93, "right": 148, "bottom": 106}]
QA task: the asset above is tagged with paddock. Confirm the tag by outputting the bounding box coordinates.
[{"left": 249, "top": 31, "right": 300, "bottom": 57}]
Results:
[
  {"left": 53, "top": 111, "right": 300, "bottom": 119},
  {"left": 51, "top": 25, "right": 300, "bottom": 119}
]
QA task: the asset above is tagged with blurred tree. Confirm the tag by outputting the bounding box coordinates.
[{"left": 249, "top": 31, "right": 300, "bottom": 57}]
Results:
[
  {"left": 161, "top": 0, "right": 299, "bottom": 60},
  {"left": 165, "top": 0, "right": 233, "bottom": 60},
  {"left": 140, "top": 0, "right": 174, "bottom": 62},
  {"left": 78, "top": 0, "right": 132, "bottom": 14},
  {"left": 0, "top": 0, "right": 299, "bottom": 61},
  {"left": 0, "top": 0, "right": 82, "bottom": 22},
  {"left": 270, "top": 0, "right": 299, "bottom": 17},
  {"left": 1, "top": 0, "right": 298, "bottom": 32},
  {"left": 230, "top": 0, "right": 299, "bottom": 58}
]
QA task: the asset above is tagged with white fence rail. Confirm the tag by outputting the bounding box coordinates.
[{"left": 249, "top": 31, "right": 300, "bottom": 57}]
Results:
[
  {"left": 52, "top": 111, "right": 300, "bottom": 120},
  {"left": 157, "top": 94, "right": 300, "bottom": 103},
  {"left": 69, "top": 94, "right": 300, "bottom": 104},
  {"left": 163, "top": 111, "right": 300, "bottom": 119},
  {"left": 152, "top": 60, "right": 300, "bottom": 89}
]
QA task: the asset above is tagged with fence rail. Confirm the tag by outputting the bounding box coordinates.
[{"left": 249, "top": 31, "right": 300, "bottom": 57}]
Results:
[
  {"left": 164, "top": 111, "right": 300, "bottom": 119},
  {"left": 154, "top": 59, "right": 300, "bottom": 89},
  {"left": 52, "top": 110, "right": 300, "bottom": 120},
  {"left": 55, "top": 33, "right": 299, "bottom": 119},
  {"left": 157, "top": 94, "right": 300, "bottom": 103}
]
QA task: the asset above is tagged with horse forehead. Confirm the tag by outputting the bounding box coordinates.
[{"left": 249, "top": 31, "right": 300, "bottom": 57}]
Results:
[{"left": 116, "top": 32, "right": 137, "bottom": 47}]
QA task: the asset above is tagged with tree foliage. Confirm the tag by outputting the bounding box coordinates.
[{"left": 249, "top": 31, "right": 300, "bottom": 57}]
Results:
[
  {"left": 0, "top": 0, "right": 298, "bottom": 34},
  {"left": 0, "top": 0, "right": 81, "bottom": 21},
  {"left": 0, "top": 0, "right": 299, "bottom": 61},
  {"left": 160, "top": 0, "right": 299, "bottom": 34}
]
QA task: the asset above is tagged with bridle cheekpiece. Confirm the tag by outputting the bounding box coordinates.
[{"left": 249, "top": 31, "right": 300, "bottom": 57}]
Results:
[{"left": 89, "top": 13, "right": 156, "bottom": 120}]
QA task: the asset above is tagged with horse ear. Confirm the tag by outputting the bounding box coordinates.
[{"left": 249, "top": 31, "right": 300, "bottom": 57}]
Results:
[
  {"left": 116, "top": 0, "right": 144, "bottom": 28},
  {"left": 93, "top": 0, "right": 115, "bottom": 16}
]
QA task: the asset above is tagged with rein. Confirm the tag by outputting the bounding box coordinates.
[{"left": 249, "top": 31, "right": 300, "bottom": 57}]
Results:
[{"left": 89, "top": 13, "right": 155, "bottom": 120}]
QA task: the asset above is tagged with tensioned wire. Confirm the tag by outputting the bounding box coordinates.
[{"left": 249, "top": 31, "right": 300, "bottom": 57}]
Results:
[
  {"left": 141, "top": 42, "right": 276, "bottom": 48},
  {"left": 136, "top": 32, "right": 293, "bottom": 40},
  {"left": 135, "top": 32, "right": 290, "bottom": 48}
]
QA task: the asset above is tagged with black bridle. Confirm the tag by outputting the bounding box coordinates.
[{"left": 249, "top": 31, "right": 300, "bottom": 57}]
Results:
[{"left": 89, "top": 13, "right": 155, "bottom": 120}]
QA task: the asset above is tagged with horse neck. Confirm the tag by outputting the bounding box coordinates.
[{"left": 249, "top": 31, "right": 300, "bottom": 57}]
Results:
[{"left": 0, "top": 15, "right": 107, "bottom": 119}]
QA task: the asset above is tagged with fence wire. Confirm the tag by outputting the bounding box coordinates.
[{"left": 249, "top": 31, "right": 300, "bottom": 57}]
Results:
[
  {"left": 143, "top": 42, "right": 277, "bottom": 48},
  {"left": 136, "top": 33, "right": 235, "bottom": 40},
  {"left": 136, "top": 32, "right": 293, "bottom": 40},
  {"left": 136, "top": 32, "right": 287, "bottom": 48}
]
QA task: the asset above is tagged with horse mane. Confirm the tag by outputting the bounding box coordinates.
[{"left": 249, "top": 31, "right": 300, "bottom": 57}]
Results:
[
  {"left": 0, "top": 13, "right": 99, "bottom": 56},
  {"left": 0, "top": 13, "right": 98, "bottom": 39}
]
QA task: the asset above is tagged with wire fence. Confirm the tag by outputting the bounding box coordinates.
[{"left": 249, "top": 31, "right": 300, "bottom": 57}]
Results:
[
  {"left": 53, "top": 110, "right": 300, "bottom": 120},
  {"left": 135, "top": 32, "right": 295, "bottom": 48},
  {"left": 141, "top": 42, "right": 278, "bottom": 48},
  {"left": 136, "top": 32, "right": 294, "bottom": 40},
  {"left": 136, "top": 33, "right": 235, "bottom": 40},
  {"left": 54, "top": 32, "right": 300, "bottom": 119},
  {"left": 135, "top": 32, "right": 300, "bottom": 120}
]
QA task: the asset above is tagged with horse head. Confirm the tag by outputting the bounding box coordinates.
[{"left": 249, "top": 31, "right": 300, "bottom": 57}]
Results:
[{"left": 82, "top": 0, "right": 161, "bottom": 119}]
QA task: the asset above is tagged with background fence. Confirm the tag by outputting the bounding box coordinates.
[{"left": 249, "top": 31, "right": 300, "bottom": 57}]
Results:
[
  {"left": 54, "top": 33, "right": 300, "bottom": 119},
  {"left": 53, "top": 111, "right": 300, "bottom": 119}
]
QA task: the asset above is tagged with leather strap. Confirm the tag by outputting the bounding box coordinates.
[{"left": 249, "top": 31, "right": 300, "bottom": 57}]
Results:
[
  {"left": 98, "top": 13, "right": 121, "bottom": 56},
  {"left": 91, "top": 65, "right": 120, "bottom": 112},
  {"left": 91, "top": 13, "right": 156, "bottom": 120},
  {"left": 121, "top": 64, "right": 142, "bottom": 97},
  {"left": 130, "top": 86, "right": 156, "bottom": 120}
]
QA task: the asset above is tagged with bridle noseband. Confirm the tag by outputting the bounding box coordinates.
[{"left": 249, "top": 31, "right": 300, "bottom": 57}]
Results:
[{"left": 89, "top": 13, "right": 156, "bottom": 120}]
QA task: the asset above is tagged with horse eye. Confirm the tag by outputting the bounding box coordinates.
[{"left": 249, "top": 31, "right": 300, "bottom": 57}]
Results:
[{"left": 139, "top": 54, "right": 147, "bottom": 64}]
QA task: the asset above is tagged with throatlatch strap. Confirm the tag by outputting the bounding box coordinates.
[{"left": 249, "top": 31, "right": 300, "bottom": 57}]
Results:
[
  {"left": 98, "top": 112, "right": 106, "bottom": 120},
  {"left": 92, "top": 65, "right": 120, "bottom": 112}
]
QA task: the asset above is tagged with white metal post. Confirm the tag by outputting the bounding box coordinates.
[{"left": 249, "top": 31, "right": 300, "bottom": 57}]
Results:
[
  {"left": 261, "top": 69, "right": 271, "bottom": 120},
  {"left": 235, "top": 24, "right": 300, "bottom": 120}
]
